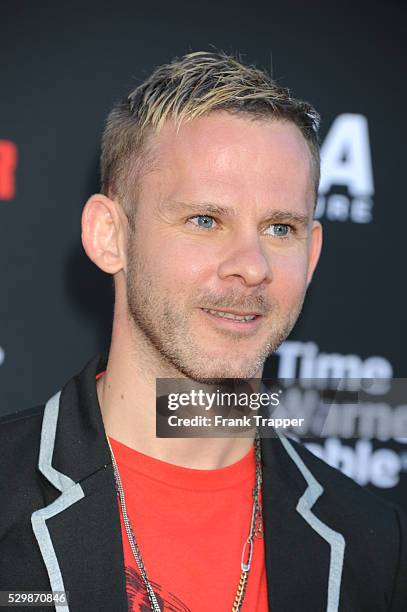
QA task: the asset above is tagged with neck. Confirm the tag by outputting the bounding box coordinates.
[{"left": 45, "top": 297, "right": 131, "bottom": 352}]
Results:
[{"left": 97, "top": 304, "right": 256, "bottom": 470}]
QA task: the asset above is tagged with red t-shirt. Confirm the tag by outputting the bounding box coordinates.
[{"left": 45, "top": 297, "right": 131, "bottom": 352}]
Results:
[{"left": 108, "top": 436, "right": 269, "bottom": 611}]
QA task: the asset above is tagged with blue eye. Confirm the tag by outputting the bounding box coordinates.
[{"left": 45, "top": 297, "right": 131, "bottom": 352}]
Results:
[
  {"left": 266, "top": 224, "right": 290, "bottom": 238},
  {"left": 190, "top": 215, "right": 216, "bottom": 229}
]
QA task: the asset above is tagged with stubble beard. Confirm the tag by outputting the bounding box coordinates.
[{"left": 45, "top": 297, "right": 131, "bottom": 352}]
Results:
[{"left": 126, "top": 243, "right": 306, "bottom": 383}]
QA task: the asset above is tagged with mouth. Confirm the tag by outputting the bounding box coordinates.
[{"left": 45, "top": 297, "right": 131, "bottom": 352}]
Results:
[{"left": 199, "top": 307, "right": 263, "bottom": 330}]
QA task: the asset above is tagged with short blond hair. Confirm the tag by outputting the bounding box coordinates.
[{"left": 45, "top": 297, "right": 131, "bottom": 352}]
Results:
[{"left": 101, "top": 51, "right": 321, "bottom": 222}]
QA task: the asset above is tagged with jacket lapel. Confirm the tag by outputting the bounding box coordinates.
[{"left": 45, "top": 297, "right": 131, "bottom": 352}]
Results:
[
  {"left": 31, "top": 354, "right": 128, "bottom": 612},
  {"left": 261, "top": 433, "right": 345, "bottom": 612}
]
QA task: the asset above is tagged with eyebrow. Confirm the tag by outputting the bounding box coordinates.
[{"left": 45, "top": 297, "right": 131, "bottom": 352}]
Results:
[{"left": 166, "top": 200, "right": 310, "bottom": 226}]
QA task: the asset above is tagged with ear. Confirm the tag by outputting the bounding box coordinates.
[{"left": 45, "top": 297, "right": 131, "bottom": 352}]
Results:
[
  {"left": 81, "top": 194, "right": 127, "bottom": 274},
  {"left": 306, "top": 220, "right": 323, "bottom": 286}
]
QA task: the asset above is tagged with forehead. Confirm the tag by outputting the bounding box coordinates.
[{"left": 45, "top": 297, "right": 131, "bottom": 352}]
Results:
[{"left": 140, "top": 112, "right": 315, "bottom": 212}]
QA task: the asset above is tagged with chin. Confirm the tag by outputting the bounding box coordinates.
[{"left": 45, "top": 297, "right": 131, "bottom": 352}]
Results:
[{"left": 185, "top": 363, "right": 261, "bottom": 383}]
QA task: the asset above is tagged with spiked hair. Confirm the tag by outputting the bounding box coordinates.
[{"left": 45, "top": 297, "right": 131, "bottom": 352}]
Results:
[{"left": 101, "top": 51, "right": 321, "bottom": 221}]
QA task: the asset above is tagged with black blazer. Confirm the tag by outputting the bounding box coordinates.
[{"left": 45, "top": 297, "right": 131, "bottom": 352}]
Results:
[{"left": 1, "top": 353, "right": 406, "bottom": 612}]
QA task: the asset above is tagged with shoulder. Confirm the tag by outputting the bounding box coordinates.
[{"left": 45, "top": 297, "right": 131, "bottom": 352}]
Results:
[
  {"left": 0, "top": 403, "right": 45, "bottom": 439},
  {"left": 264, "top": 433, "right": 407, "bottom": 554},
  {"left": 272, "top": 435, "right": 407, "bottom": 608},
  {"left": 0, "top": 404, "right": 45, "bottom": 427},
  {"left": 282, "top": 434, "right": 405, "bottom": 520},
  {"left": 280, "top": 435, "right": 407, "bottom": 607},
  {"left": 0, "top": 404, "right": 45, "bottom": 480}
]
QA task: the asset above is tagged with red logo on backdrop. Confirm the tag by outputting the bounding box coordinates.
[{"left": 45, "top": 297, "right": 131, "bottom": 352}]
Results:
[{"left": 0, "top": 140, "right": 18, "bottom": 200}]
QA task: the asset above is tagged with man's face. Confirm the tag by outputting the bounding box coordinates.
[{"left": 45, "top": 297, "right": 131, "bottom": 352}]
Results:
[{"left": 124, "top": 112, "right": 322, "bottom": 381}]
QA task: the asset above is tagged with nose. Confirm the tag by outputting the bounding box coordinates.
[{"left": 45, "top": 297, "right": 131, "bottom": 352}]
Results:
[{"left": 217, "top": 232, "right": 273, "bottom": 287}]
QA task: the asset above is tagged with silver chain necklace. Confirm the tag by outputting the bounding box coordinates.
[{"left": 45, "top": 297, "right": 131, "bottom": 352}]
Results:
[{"left": 108, "top": 431, "right": 263, "bottom": 612}]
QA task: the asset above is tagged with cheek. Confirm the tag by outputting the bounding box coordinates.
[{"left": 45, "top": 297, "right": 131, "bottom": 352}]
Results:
[
  {"left": 139, "top": 235, "right": 211, "bottom": 286},
  {"left": 270, "top": 253, "right": 309, "bottom": 304}
]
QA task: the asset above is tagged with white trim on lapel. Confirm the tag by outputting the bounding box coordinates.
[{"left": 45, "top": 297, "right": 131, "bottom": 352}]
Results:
[
  {"left": 31, "top": 391, "right": 85, "bottom": 612},
  {"left": 277, "top": 432, "right": 345, "bottom": 612}
]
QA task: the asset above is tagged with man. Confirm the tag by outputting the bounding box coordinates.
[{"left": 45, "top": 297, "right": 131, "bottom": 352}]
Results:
[{"left": 0, "top": 51, "right": 406, "bottom": 612}]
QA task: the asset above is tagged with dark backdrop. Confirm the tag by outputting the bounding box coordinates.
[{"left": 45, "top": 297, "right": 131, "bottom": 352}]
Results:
[{"left": 1, "top": 0, "right": 406, "bottom": 509}]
